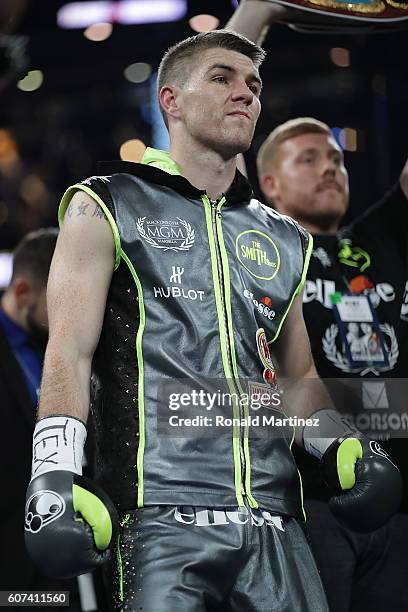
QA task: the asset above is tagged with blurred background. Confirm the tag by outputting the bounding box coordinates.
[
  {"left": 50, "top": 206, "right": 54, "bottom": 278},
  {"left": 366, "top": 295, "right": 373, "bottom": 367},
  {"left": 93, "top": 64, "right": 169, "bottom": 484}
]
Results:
[{"left": 0, "top": 0, "right": 407, "bottom": 281}]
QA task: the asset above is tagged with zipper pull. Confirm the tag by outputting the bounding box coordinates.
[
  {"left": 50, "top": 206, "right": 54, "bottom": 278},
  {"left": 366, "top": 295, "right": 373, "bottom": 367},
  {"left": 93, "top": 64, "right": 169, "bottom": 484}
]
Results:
[
  {"left": 210, "top": 198, "right": 222, "bottom": 219},
  {"left": 208, "top": 198, "right": 222, "bottom": 219}
]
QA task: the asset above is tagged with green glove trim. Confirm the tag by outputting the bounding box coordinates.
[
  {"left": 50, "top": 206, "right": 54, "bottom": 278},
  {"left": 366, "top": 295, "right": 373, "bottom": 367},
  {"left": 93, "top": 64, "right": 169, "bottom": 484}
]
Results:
[
  {"left": 73, "top": 484, "right": 112, "bottom": 550},
  {"left": 337, "top": 438, "right": 363, "bottom": 490}
]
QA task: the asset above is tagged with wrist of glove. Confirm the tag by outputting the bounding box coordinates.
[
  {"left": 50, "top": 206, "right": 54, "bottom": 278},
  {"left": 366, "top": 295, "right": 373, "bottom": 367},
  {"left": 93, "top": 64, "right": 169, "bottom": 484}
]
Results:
[
  {"left": 303, "top": 409, "right": 402, "bottom": 532},
  {"left": 25, "top": 415, "right": 118, "bottom": 578}
]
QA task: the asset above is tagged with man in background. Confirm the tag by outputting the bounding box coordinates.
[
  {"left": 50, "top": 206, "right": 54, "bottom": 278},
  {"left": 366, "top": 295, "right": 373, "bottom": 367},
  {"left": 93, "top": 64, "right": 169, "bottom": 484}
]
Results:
[{"left": 256, "top": 116, "right": 408, "bottom": 612}]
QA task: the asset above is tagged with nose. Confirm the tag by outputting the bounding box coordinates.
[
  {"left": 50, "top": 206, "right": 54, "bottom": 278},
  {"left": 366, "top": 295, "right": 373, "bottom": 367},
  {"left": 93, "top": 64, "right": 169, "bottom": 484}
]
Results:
[
  {"left": 231, "top": 82, "right": 254, "bottom": 106},
  {"left": 322, "top": 157, "right": 338, "bottom": 178}
]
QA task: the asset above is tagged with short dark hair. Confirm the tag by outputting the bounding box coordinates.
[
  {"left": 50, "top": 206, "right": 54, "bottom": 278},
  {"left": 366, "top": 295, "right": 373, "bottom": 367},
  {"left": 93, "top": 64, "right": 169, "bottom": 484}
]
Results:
[
  {"left": 11, "top": 228, "right": 58, "bottom": 288},
  {"left": 158, "top": 29, "right": 265, "bottom": 125}
]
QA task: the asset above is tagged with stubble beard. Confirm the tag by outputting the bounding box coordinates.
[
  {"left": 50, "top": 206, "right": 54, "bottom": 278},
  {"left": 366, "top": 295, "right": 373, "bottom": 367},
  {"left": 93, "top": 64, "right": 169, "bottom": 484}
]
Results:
[
  {"left": 211, "top": 127, "right": 253, "bottom": 159},
  {"left": 302, "top": 194, "right": 347, "bottom": 233},
  {"left": 190, "top": 114, "right": 253, "bottom": 160}
]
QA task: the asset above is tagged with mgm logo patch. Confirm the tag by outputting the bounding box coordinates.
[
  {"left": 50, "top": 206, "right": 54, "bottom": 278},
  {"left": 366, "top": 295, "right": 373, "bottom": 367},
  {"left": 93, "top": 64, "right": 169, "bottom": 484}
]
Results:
[
  {"left": 137, "top": 217, "right": 195, "bottom": 252},
  {"left": 236, "top": 230, "right": 280, "bottom": 280}
]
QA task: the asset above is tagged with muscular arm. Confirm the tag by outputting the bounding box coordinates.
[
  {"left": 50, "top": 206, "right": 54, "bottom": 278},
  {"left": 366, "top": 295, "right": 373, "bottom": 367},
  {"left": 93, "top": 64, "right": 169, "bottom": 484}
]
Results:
[
  {"left": 38, "top": 190, "right": 115, "bottom": 424},
  {"left": 270, "top": 289, "right": 334, "bottom": 446},
  {"left": 226, "top": 0, "right": 290, "bottom": 44}
]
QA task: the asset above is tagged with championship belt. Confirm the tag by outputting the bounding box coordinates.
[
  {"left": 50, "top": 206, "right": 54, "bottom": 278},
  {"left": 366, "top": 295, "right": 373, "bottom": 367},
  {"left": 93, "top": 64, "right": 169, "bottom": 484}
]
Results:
[{"left": 264, "top": 0, "right": 408, "bottom": 33}]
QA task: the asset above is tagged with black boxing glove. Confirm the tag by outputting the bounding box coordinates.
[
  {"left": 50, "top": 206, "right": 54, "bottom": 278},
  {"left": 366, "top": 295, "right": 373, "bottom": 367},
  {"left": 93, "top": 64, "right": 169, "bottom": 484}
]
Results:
[
  {"left": 303, "top": 409, "right": 402, "bottom": 532},
  {"left": 25, "top": 415, "right": 118, "bottom": 578},
  {"left": 321, "top": 435, "right": 402, "bottom": 532}
]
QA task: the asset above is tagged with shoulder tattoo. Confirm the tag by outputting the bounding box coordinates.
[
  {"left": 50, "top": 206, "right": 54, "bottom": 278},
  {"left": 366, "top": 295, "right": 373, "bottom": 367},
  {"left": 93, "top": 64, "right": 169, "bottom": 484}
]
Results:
[{"left": 66, "top": 200, "right": 108, "bottom": 222}]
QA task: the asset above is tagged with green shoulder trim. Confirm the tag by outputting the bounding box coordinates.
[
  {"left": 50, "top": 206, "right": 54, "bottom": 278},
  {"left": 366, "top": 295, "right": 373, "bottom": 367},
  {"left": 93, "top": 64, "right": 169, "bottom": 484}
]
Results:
[
  {"left": 268, "top": 231, "right": 313, "bottom": 345},
  {"left": 72, "top": 484, "right": 112, "bottom": 550},
  {"left": 141, "top": 147, "right": 181, "bottom": 175},
  {"left": 58, "top": 184, "right": 121, "bottom": 270},
  {"left": 337, "top": 437, "right": 363, "bottom": 490}
]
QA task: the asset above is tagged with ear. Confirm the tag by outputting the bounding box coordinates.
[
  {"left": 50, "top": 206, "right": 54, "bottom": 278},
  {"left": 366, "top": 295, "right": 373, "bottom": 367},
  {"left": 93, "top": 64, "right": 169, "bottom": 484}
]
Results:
[
  {"left": 259, "top": 172, "right": 281, "bottom": 205},
  {"left": 159, "top": 85, "right": 182, "bottom": 123},
  {"left": 12, "top": 277, "right": 32, "bottom": 309}
]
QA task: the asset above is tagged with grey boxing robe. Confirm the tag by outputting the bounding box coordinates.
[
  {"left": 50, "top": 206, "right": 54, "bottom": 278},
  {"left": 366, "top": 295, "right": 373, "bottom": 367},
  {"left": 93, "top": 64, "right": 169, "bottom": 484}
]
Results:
[{"left": 58, "top": 148, "right": 313, "bottom": 519}]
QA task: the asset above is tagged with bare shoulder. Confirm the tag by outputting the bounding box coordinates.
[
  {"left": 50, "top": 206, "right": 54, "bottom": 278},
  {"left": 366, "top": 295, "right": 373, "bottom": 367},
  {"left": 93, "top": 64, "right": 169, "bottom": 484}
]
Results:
[
  {"left": 62, "top": 189, "right": 111, "bottom": 227},
  {"left": 59, "top": 189, "right": 115, "bottom": 261},
  {"left": 47, "top": 188, "right": 116, "bottom": 341}
]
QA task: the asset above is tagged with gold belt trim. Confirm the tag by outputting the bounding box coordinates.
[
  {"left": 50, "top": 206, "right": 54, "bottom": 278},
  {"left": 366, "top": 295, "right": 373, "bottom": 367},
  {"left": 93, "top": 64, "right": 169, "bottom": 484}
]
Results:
[
  {"left": 385, "top": 0, "right": 408, "bottom": 8},
  {"left": 308, "top": 0, "right": 386, "bottom": 14}
]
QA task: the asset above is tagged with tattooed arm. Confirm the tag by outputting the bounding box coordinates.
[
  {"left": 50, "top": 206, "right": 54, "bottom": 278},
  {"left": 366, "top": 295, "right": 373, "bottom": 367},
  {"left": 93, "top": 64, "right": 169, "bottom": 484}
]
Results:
[{"left": 37, "top": 190, "right": 115, "bottom": 423}]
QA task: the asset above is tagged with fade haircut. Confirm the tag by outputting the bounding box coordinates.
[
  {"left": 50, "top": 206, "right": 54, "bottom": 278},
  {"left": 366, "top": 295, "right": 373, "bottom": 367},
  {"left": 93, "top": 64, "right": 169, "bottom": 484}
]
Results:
[
  {"left": 256, "top": 117, "right": 331, "bottom": 178},
  {"left": 157, "top": 29, "right": 265, "bottom": 126},
  {"left": 11, "top": 227, "right": 58, "bottom": 289}
]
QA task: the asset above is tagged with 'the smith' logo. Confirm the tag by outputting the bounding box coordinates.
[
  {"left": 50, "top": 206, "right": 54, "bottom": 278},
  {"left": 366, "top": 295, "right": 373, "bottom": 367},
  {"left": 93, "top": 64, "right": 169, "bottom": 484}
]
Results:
[
  {"left": 240, "top": 241, "right": 276, "bottom": 268},
  {"left": 236, "top": 230, "right": 280, "bottom": 281}
]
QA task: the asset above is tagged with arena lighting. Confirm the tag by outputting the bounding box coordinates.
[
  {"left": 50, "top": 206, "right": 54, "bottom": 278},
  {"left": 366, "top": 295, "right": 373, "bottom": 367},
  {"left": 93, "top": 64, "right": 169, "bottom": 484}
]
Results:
[
  {"left": 0, "top": 129, "right": 20, "bottom": 166},
  {"left": 332, "top": 127, "right": 358, "bottom": 152},
  {"left": 339, "top": 127, "right": 358, "bottom": 152},
  {"left": 20, "top": 174, "right": 48, "bottom": 206},
  {"left": 331, "top": 127, "right": 344, "bottom": 150},
  {"left": 124, "top": 62, "right": 152, "bottom": 83},
  {"left": 330, "top": 47, "right": 350, "bottom": 68},
  {"left": 119, "top": 139, "right": 146, "bottom": 162},
  {"left": 84, "top": 22, "right": 113, "bottom": 41},
  {"left": 57, "top": 0, "right": 187, "bottom": 29},
  {"left": 189, "top": 14, "right": 220, "bottom": 32},
  {"left": 17, "top": 70, "right": 43, "bottom": 91},
  {"left": 0, "top": 252, "right": 12, "bottom": 288}
]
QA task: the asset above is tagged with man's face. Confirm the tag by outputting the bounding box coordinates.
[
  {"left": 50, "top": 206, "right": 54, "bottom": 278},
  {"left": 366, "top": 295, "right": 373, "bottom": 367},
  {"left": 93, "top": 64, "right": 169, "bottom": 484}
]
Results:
[
  {"left": 261, "top": 133, "right": 349, "bottom": 233},
  {"left": 176, "top": 48, "right": 262, "bottom": 158}
]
